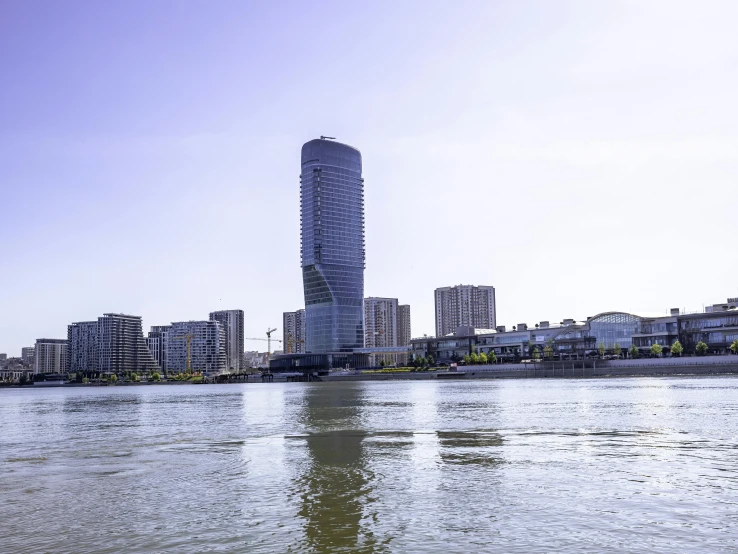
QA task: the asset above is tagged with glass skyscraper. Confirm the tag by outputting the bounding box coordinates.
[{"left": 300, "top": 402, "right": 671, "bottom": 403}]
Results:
[{"left": 301, "top": 138, "right": 365, "bottom": 352}]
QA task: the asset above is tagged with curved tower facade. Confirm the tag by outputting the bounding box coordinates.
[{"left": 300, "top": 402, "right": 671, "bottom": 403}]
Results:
[{"left": 301, "top": 138, "right": 365, "bottom": 352}]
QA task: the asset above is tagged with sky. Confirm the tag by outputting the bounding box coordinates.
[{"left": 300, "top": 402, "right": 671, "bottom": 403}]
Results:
[{"left": 1, "top": 0, "right": 737, "bottom": 356}]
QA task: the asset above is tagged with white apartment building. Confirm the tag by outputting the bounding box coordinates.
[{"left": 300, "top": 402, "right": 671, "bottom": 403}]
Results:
[
  {"left": 168, "top": 321, "right": 226, "bottom": 375},
  {"left": 434, "top": 285, "right": 496, "bottom": 337},
  {"left": 209, "top": 310, "right": 244, "bottom": 372},
  {"left": 398, "top": 304, "right": 412, "bottom": 346},
  {"left": 364, "top": 297, "right": 400, "bottom": 348},
  {"left": 34, "top": 339, "right": 68, "bottom": 374}
]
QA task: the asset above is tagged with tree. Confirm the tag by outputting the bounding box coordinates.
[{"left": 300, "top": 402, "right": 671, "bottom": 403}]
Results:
[
  {"left": 418, "top": 356, "right": 427, "bottom": 368},
  {"left": 488, "top": 350, "right": 497, "bottom": 364},
  {"left": 531, "top": 346, "right": 540, "bottom": 361},
  {"left": 695, "top": 341, "right": 708, "bottom": 356},
  {"left": 130, "top": 373, "right": 139, "bottom": 382},
  {"left": 731, "top": 339, "right": 738, "bottom": 355},
  {"left": 613, "top": 343, "right": 622, "bottom": 358},
  {"left": 109, "top": 374, "right": 118, "bottom": 384},
  {"left": 670, "top": 340, "right": 683, "bottom": 357},
  {"left": 427, "top": 355, "right": 434, "bottom": 367},
  {"left": 463, "top": 354, "right": 471, "bottom": 365},
  {"left": 379, "top": 359, "right": 386, "bottom": 367},
  {"left": 478, "top": 352, "right": 488, "bottom": 364},
  {"left": 151, "top": 372, "right": 161, "bottom": 381},
  {"left": 470, "top": 352, "right": 479, "bottom": 364},
  {"left": 598, "top": 342, "right": 606, "bottom": 358},
  {"left": 629, "top": 344, "right": 639, "bottom": 359},
  {"left": 543, "top": 345, "right": 554, "bottom": 360},
  {"left": 650, "top": 344, "right": 663, "bottom": 358}
]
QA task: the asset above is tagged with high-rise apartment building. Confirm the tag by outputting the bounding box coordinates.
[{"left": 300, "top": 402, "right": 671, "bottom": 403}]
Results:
[
  {"left": 146, "top": 325, "right": 171, "bottom": 373},
  {"left": 398, "top": 304, "right": 412, "bottom": 346},
  {"left": 434, "top": 285, "right": 496, "bottom": 337},
  {"left": 283, "top": 309, "right": 306, "bottom": 354},
  {"left": 209, "top": 310, "right": 244, "bottom": 371},
  {"left": 364, "top": 297, "right": 399, "bottom": 348},
  {"left": 167, "top": 321, "right": 226, "bottom": 374},
  {"left": 21, "top": 346, "right": 35, "bottom": 366},
  {"left": 301, "top": 138, "right": 365, "bottom": 352},
  {"left": 67, "top": 314, "right": 159, "bottom": 374},
  {"left": 34, "top": 339, "right": 67, "bottom": 374}
]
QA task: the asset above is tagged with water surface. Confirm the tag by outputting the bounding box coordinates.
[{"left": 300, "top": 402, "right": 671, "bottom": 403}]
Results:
[{"left": 2, "top": 377, "right": 737, "bottom": 553}]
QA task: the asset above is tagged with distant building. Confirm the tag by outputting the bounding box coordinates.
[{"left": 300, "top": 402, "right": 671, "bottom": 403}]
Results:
[
  {"left": 34, "top": 339, "right": 68, "bottom": 374},
  {"left": 21, "top": 346, "right": 35, "bottom": 366},
  {"left": 146, "top": 325, "right": 171, "bottom": 373},
  {"left": 168, "top": 321, "right": 226, "bottom": 375},
  {"left": 209, "top": 310, "right": 244, "bottom": 371},
  {"left": 283, "top": 309, "right": 306, "bottom": 354},
  {"left": 364, "top": 297, "right": 399, "bottom": 348},
  {"left": 0, "top": 354, "right": 7, "bottom": 362},
  {"left": 398, "top": 304, "right": 411, "bottom": 346},
  {"left": 434, "top": 285, "right": 496, "bottom": 337},
  {"left": 67, "top": 314, "right": 159, "bottom": 374}
]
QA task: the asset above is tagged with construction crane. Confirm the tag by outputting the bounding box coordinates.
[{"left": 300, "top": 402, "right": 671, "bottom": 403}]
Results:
[
  {"left": 287, "top": 334, "right": 305, "bottom": 353},
  {"left": 245, "top": 328, "right": 281, "bottom": 356},
  {"left": 173, "top": 333, "right": 195, "bottom": 373},
  {"left": 320, "top": 135, "right": 336, "bottom": 140}
]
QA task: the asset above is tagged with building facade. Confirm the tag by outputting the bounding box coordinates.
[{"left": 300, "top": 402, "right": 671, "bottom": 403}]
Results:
[
  {"left": 21, "top": 346, "right": 35, "bottom": 366},
  {"left": 34, "top": 339, "right": 68, "bottom": 374},
  {"left": 283, "top": 309, "right": 306, "bottom": 354},
  {"left": 434, "top": 285, "right": 496, "bottom": 337},
  {"left": 168, "top": 321, "right": 226, "bottom": 374},
  {"left": 301, "top": 138, "right": 365, "bottom": 353},
  {"left": 209, "top": 310, "right": 244, "bottom": 371},
  {"left": 146, "top": 325, "right": 171, "bottom": 373},
  {"left": 67, "top": 314, "right": 159, "bottom": 374},
  {"left": 364, "top": 297, "right": 399, "bottom": 348},
  {"left": 398, "top": 304, "right": 411, "bottom": 347}
]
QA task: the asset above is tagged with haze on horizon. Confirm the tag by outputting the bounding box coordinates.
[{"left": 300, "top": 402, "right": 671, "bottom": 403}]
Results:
[{"left": 1, "top": 0, "right": 737, "bottom": 355}]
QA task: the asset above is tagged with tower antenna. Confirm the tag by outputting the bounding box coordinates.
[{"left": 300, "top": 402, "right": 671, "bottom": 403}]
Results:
[{"left": 320, "top": 135, "right": 336, "bottom": 140}]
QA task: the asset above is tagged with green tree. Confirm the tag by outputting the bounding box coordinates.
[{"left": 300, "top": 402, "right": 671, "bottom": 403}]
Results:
[
  {"left": 109, "top": 374, "right": 118, "bottom": 384},
  {"left": 695, "top": 341, "right": 708, "bottom": 356},
  {"left": 650, "top": 343, "right": 663, "bottom": 357},
  {"left": 543, "top": 344, "right": 554, "bottom": 360},
  {"left": 82, "top": 377, "right": 89, "bottom": 384},
  {"left": 531, "top": 346, "right": 540, "bottom": 361},
  {"left": 731, "top": 339, "right": 738, "bottom": 355},
  {"left": 463, "top": 354, "right": 471, "bottom": 365},
  {"left": 598, "top": 342, "right": 606, "bottom": 358},
  {"left": 629, "top": 344, "right": 639, "bottom": 359},
  {"left": 613, "top": 343, "right": 622, "bottom": 358},
  {"left": 427, "top": 355, "right": 434, "bottom": 367},
  {"left": 670, "top": 340, "right": 683, "bottom": 357},
  {"left": 470, "top": 352, "right": 479, "bottom": 364},
  {"left": 488, "top": 350, "right": 497, "bottom": 364},
  {"left": 478, "top": 352, "right": 488, "bottom": 364},
  {"left": 379, "top": 359, "right": 386, "bottom": 367},
  {"left": 130, "top": 373, "right": 139, "bottom": 382}
]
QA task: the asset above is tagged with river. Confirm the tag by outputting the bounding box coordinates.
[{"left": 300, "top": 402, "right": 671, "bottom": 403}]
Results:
[{"left": 1, "top": 377, "right": 737, "bottom": 553}]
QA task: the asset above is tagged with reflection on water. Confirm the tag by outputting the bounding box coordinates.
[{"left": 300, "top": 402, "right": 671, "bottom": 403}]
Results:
[{"left": 1, "top": 378, "right": 738, "bottom": 553}]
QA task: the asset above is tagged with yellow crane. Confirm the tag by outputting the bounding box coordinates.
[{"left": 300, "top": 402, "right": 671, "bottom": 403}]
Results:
[{"left": 245, "top": 328, "right": 282, "bottom": 356}]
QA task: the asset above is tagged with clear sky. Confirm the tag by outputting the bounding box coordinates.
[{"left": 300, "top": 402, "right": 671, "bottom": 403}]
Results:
[{"left": 1, "top": 0, "right": 737, "bottom": 356}]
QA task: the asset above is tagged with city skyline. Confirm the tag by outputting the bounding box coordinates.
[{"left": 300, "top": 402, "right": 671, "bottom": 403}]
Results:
[{"left": 2, "top": 1, "right": 738, "bottom": 355}]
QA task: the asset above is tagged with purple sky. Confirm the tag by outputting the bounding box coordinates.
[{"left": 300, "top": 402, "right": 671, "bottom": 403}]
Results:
[{"left": 2, "top": 1, "right": 737, "bottom": 355}]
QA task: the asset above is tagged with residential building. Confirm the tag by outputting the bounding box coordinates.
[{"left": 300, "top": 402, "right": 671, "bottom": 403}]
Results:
[
  {"left": 434, "top": 285, "right": 496, "bottom": 337},
  {"left": 34, "top": 339, "right": 68, "bottom": 374},
  {"left": 364, "top": 297, "right": 399, "bottom": 348},
  {"left": 67, "top": 321, "right": 98, "bottom": 373},
  {"left": 301, "top": 137, "right": 364, "bottom": 352},
  {"left": 168, "top": 321, "right": 226, "bottom": 375},
  {"left": 67, "top": 314, "right": 159, "bottom": 374},
  {"left": 146, "top": 325, "right": 171, "bottom": 373},
  {"left": 0, "top": 354, "right": 7, "bottom": 362},
  {"left": 209, "top": 310, "right": 244, "bottom": 372},
  {"left": 21, "top": 346, "right": 35, "bottom": 366},
  {"left": 398, "top": 304, "right": 411, "bottom": 347},
  {"left": 283, "top": 309, "right": 306, "bottom": 354}
]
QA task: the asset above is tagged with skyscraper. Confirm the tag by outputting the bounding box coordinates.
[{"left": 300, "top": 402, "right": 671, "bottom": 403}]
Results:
[
  {"left": 209, "top": 310, "right": 244, "bottom": 371},
  {"left": 283, "top": 309, "right": 306, "bottom": 354},
  {"left": 34, "top": 339, "right": 67, "bottom": 374},
  {"left": 434, "top": 285, "right": 496, "bottom": 336},
  {"left": 146, "top": 325, "right": 171, "bottom": 373},
  {"left": 300, "top": 138, "right": 364, "bottom": 353}
]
